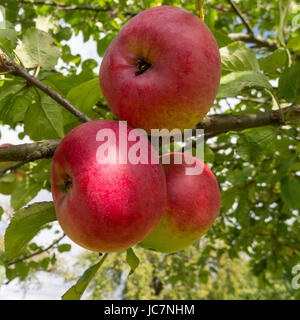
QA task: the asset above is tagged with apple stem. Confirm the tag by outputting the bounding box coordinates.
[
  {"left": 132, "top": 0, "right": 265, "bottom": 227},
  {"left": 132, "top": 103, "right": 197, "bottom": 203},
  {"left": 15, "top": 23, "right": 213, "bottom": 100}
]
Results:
[{"left": 197, "top": 0, "right": 205, "bottom": 21}]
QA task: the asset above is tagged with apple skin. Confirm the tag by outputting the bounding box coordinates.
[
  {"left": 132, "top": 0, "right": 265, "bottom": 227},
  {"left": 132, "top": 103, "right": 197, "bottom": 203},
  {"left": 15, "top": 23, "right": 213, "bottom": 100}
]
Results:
[
  {"left": 51, "top": 120, "right": 167, "bottom": 252},
  {"left": 140, "top": 152, "right": 221, "bottom": 253},
  {"left": 99, "top": 6, "right": 221, "bottom": 133}
]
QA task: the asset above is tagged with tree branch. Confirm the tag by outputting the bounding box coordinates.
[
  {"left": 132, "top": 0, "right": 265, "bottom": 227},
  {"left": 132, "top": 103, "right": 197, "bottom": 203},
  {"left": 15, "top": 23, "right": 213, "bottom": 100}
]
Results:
[
  {"left": 19, "top": 0, "right": 136, "bottom": 16},
  {"left": 0, "top": 139, "right": 60, "bottom": 162},
  {"left": 228, "top": 33, "right": 279, "bottom": 51},
  {"left": 19, "top": 0, "right": 112, "bottom": 12},
  {"left": 0, "top": 50, "right": 91, "bottom": 123},
  {"left": 227, "top": 0, "right": 254, "bottom": 35},
  {"left": 197, "top": 104, "right": 300, "bottom": 138},
  {"left": 0, "top": 106, "right": 299, "bottom": 163}
]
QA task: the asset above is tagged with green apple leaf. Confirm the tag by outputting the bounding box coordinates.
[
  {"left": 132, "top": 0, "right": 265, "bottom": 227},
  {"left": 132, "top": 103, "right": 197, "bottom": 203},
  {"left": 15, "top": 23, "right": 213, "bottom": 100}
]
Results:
[
  {"left": 67, "top": 79, "right": 101, "bottom": 118},
  {"left": 11, "top": 177, "right": 42, "bottom": 210},
  {"left": 217, "top": 71, "right": 272, "bottom": 98},
  {"left": 211, "top": 29, "right": 232, "bottom": 48},
  {"left": 278, "top": 62, "right": 300, "bottom": 104},
  {"left": 57, "top": 244, "right": 71, "bottom": 253},
  {"left": 24, "top": 95, "right": 64, "bottom": 140},
  {"left": 62, "top": 254, "right": 108, "bottom": 300},
  {"left": 97, "top": 32, "right": 116, "bottom": 57},
  {"left": 237, "top": 127, "right": 276, "bottom": 163},
  {"left": 0, "top": 28, "right": 17, "bottom": 50},
  {"left": 0, "top": 82, "right": 25, "bottom": 103},
  {"left": 220, "top": 42, "right": 260, "bottom": 75},
  {"left": 259, "top": 48, "right": 288, "bottom": 77},
  {"left": 280, "top": 176, "right": 300, "bottom": 210},
  {"left": 126, "top": 248, "right": 140, "bottom": 276},
  {"left": 36, "top": 15, "right": 59, "bottom": 33},
  {"left": 204, "top": 144, "right": 215, "bottom": 163},
  {"left": 0, "top": 86, "right": 31, "bottom": 125},
  {"left": 4, "top": 202, "right": 57, "bottom": 262},
  {"left": 15, "top": 28, "right": 61, "bottom": 69},
  {"left": 287, "top": 35, "right": 300, "bottom": 53}
]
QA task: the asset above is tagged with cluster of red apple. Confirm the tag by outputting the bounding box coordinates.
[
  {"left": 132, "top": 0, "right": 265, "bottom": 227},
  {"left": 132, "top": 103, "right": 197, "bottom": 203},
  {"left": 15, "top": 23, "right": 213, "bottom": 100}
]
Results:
[{"left": 51, "top": 6, "right": 222, "bottom": 254}]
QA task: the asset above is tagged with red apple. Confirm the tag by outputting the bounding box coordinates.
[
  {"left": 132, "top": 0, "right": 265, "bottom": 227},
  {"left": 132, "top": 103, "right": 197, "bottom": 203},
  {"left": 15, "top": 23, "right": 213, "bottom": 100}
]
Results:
[
  {"left": 99, "top": 6, "right": 221, "bottom": 133},
  {"left": 51, "top": 120, "right": 167, "bottom": 252},
  {"left": 140, "top": 152, "right": 221, "bottom": 253}
]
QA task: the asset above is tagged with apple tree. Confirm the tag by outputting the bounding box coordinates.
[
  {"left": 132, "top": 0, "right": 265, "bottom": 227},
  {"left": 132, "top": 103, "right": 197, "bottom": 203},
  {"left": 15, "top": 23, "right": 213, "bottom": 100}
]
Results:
[{"left": 0, "top": 0, "right": 299, "bottom": 299}]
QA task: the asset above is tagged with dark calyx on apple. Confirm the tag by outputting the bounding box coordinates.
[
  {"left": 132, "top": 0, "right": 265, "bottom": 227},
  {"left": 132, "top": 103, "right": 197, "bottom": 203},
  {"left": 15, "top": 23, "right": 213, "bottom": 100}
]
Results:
[
  {"left": 59, "top": 174, "right": 73, "bottom": 194},
  {"left": 135, "top": 58, "right": 152, "bottom": 75}
]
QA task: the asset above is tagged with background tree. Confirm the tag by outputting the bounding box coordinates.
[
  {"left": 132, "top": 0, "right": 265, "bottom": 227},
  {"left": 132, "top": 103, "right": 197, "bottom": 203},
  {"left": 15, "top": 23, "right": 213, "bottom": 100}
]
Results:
[{"left": 0, "top": 0, "right": 299, "bottom": 299}]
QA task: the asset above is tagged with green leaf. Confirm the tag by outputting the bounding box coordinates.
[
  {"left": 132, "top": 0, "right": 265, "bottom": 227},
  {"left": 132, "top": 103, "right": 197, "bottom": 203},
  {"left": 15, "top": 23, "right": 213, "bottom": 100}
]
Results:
[
  {"left": 259, "top": 48, "right": 287, "bottom": 77},
  {"left": 253, "top": 259, "right": 267, "bottom": 276},
  {"left": 227, "top": 167, "right": 253, "bottom": 185},
  {"left": 4, "top": 202, "right": 57, "bottom": 262},
  {"left": 62, "top": 254, "right": 108, "bottom": 300},
  {"left": 15, "top": 28, "right": 61, "bottom": 69},
  {"left": 199, "top": 270, "right": 209, "bottom": 284},
  {"left": 97, "top": 32, "right": 116, "bottom": 57},
  {"left": 211, "top": 29, "right": 232, "bottom": 48},
  {"left": 278, "top": 62, "right": 300, "bottom": 104},
  {"left": 221, "top": 188, "right": 236, "bottom": 212},
  {"left": 0, "top": 173, "right": 16, "bottom": 183},
  {"left": 0, "top": 82, "right": 25, "bottom": 103},
  {"left": 11, "top": 177, "right": 42, "bottom": 210},
  {"left": 217, "top": 71, "right": 272, "bottom": 98},
  {"left": 220, "top": 42, "right": 260, "bottom": 75},
  {"left": 36, "top": 15, "right": 59, "bottom": 33},
  {"left": 24, "top": 95, "right": 64, "bottom": 140},
  {"left": 0, "top": 207, "right": 3, "bottom": 220},
  {"left": 67, "top": 79, "right": 101, "bottom": 118},
  {"left": 39, "top": 257, "right": 51, "bottom": 270},
  {"left": 57, "top": 244, "right": 71, "bottom": 253},
  {"left": 126, "top": 248, "right": 140, "bottom": 276},
  {"left": 287, "top": 35, "right": 300, "bottom": 53},
  {"left": 0, "top": 28, "right": 17, "bottom": 49},
  {"left": 204, "top": 144, "right": 215, "bottom": 163},
  {"left": 280, "top": 176, "right": 300, "bottom": 210}
]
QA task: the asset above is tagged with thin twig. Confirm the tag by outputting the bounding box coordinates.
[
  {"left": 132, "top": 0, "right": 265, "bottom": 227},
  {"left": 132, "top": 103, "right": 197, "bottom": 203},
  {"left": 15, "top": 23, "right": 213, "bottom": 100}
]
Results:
[
  {"left": 19, "top": 0, "right": 136, "bottom": 16},
  {"left": 6, "top": 234, "right": 66, "bottom": 267},
  {"left": 0, "top": 161, "right": 26, "bottom": 177},
  {"left": 227, "top": 0, "right": 254, "bottom": 35},
  {"left": 19, "top": 0, "right": 111, "bottom": 12}
]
